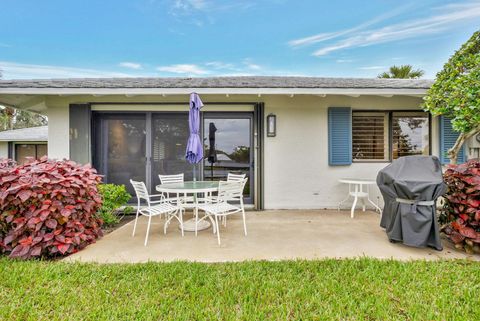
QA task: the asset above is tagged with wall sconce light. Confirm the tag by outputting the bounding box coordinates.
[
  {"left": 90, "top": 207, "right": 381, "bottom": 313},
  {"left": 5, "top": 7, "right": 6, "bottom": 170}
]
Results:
[{"left": 267, "top": 114, "right": 276, "bottom": 137}]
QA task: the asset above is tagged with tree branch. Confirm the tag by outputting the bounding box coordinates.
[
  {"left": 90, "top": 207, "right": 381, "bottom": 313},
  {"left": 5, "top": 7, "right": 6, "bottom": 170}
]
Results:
[{"left": 448, "top": 124, "right": 480, "bottom": 164}]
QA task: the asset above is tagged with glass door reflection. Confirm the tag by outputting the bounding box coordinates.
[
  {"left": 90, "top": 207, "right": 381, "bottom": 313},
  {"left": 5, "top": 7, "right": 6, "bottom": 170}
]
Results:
[
  {"left": 94, "top": 114, "right": 146, "bottom": 196},
  {"left": 151, "top": 113, "right": 192, "bottom": 193},
  {"left": 203, "top": 114, "right": 253, "bottom": 203}
]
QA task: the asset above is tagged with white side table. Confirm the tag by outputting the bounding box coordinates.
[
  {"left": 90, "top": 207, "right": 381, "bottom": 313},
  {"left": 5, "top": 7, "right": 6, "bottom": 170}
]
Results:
[{"left": 338, "top": 178, "right": 382, "bottom": 218}]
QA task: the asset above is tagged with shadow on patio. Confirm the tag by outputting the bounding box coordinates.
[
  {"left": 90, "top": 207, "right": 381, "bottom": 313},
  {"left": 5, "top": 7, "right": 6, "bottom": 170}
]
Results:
[{"left": 64, "top": 210, "right": 474, "bottom": 263}]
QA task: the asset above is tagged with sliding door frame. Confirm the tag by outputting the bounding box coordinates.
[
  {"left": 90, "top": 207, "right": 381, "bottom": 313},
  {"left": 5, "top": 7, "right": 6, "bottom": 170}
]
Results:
[
  {"left": 91, "top": 102, "right": 263, "bottom": 209},
  {"left": 202, "top": 111, "right": 255, "bottom": 204}
]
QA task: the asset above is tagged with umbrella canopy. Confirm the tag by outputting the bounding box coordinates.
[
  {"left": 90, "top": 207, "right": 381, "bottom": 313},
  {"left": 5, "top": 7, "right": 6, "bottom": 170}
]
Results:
[
  {"left": 185, "top": 93, "right": 204, "bottom": 164},
  {"left": 207, "top": 122, "right": 217, "bottom": 164}
]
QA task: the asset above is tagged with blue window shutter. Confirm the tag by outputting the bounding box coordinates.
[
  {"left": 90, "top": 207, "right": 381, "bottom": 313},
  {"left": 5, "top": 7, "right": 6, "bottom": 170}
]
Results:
[
  {"left": 328, "top": 107, "right": 352, "bottom": 166},
  {"left": 439, "top": 115, "right": 465, "bottom": 164}
]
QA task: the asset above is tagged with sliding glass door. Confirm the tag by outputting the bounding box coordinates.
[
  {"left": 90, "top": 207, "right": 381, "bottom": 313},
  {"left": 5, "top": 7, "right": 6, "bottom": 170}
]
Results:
[
  {"left": 151, "top": 113, "right": 192, "bottom": 190},
  {"left": 93, "top": 114, "right": 147, "bottom": 195},
  {"left": 94, "top": 112, "right": 192, "bottom": 195},
  {"left": 203, "top": 113, "right": 254, "bottom": 203},
  {"left": 93, "top": 111, "right": 254, "bottom": 203}
]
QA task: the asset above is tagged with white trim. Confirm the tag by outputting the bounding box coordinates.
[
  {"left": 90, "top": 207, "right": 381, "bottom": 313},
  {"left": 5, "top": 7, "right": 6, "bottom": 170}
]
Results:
[
  {"left": 0, "top": 139, "right": 47, "bottom": 142},
  {"left": 91, "top": 104, "right": 255, "bottom": 112},
  {"left": 0, "top": 87, "right": 428, "bottom": 96}
]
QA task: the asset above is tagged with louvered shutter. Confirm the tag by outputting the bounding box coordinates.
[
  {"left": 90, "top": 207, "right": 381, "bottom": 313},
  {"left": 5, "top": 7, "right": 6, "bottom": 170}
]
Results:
[
  {"left": 328, "top": 107, "right": 352, "bottom": 165},
  {"left": 439, "top": 115, "right": 465, "bottom": 164}
]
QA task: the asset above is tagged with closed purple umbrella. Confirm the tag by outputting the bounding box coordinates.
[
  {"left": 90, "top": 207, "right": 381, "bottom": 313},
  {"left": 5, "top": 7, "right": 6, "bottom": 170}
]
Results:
[{"left": 186, "top": 93, "right": 204, "bottom": 179}]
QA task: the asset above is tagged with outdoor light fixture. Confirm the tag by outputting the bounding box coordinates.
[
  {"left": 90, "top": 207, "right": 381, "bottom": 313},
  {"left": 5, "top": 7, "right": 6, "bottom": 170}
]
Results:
[{"left": 267, "top": 113, "right": 276, "bottom": 137}]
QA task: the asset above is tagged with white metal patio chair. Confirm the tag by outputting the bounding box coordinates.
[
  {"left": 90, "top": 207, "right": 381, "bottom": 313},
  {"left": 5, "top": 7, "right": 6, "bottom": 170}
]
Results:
[
  {"left": 219, "top": 172, "right": 247, "bottom": 226},
  {"left": 159, "top": 173, "right": 194, "bottom": 206},
  {"left": 197, "top": 179, "right": 248, "bottom": 245},
  {"left": 159, "top": 173, "right": 185, "bottom": 184},
  {"left": 227, "top": 172, "right": 246, "bottom": 182},
  {"left": 130, "top": 179, "right": 184, "bottom": 246}
]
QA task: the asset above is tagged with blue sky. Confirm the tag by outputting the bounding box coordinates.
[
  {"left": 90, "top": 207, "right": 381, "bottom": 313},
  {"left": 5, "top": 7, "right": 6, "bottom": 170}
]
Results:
[{"left": 0, "top": 0, "right": 479, "bottom": 79}]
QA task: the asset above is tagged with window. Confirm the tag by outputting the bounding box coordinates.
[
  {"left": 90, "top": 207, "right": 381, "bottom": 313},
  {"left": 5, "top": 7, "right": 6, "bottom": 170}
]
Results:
[
  {"left": 14, "top": 143, "right": 47, "bottom": 165},
  {"left": 352, "top": 112, "right": 389, "bottom": 161},
  {"left": 352, "top": 111, "right": 429, "bottom": 162},
  {"left": 392, "top": 112, "right": 430, "bottom": 159}
]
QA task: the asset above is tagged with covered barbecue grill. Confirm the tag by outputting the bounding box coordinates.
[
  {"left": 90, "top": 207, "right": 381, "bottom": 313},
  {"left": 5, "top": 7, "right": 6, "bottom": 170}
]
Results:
[{"left": 376, "top": 156, "right": 447, "bottom": 250}]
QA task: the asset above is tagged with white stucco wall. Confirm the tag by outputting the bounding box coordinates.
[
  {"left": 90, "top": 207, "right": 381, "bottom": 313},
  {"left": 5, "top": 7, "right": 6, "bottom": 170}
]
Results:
[
  {"left": 46, "top": 102, "right": 70, "bottom": 159},
  {"left": 0, "top": 142, "right": 8, "bottom": 158},
  {"left": 43, "top": 93, "right": 434, "bottom": 210},
  {"left": 262, "top": 94, "right": 429, "bottom": 209}
]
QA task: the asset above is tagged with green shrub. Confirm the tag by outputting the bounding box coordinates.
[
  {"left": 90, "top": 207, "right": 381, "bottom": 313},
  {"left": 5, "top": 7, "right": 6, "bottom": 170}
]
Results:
[{"left": 97, "top": 184, "right": 132, "bottom": 227}]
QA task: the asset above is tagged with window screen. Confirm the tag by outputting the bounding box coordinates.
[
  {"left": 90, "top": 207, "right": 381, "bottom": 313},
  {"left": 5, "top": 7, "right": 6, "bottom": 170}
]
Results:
[{"left": 352, "top": 112, "right": 389, "bottom": 161}]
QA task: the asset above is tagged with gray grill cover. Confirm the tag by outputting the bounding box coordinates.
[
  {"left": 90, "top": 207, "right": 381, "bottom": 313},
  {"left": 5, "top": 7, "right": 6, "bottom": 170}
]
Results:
[{"left": 376, "top": 156, "right": 446, "bottom": 250}]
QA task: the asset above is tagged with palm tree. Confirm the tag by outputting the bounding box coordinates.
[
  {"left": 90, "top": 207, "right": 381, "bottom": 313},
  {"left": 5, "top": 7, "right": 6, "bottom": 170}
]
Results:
[{"left": 378, "top": 65, "right": 424, "bottom": 79}]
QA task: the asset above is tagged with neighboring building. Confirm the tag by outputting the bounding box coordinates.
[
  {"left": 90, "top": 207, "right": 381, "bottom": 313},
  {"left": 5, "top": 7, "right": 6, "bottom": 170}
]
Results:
[
  {"left": 0, "top": 77, "right": 470, "bottom": 209},
  {"left": 0, "top": 125, "right": 48, "bottom": 164}
]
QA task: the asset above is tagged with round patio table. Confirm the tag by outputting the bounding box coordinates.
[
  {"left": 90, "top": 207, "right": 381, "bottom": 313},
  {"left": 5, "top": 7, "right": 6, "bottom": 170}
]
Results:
[
  {"left": 338, "top": 178, "right": 382, "bottom": 218},
  {"left": 156, "top": 181, "right": 219, "bottom": 232}
]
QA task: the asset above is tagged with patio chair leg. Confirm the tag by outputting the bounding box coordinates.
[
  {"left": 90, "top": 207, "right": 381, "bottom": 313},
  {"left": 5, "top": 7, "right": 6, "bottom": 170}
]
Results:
[
  {"left": 351, "top": 196, "right": 358, "bottom": 219},
  {"left": 361, "top": 198, "right": 366, "bottom": 212},
  {"left": 132, "top": 208, "right": 140, "bottom": 237},
  {"left": 179, "top": 209, "right": 184, "bottom": 237},
  {"left": 242, "top": 208, "right": 247, "bottom": 236},
  {"left": 145, "top": 215, "right": 152, "bottom": 246},
  {"left": 215, "top": 215, "right": 221, "bottom": 245},
  {"left": 210, "top": 213, "right": 216, "bottom": 234},
  {"left": 195, "top": 207, "right": 198, "bottom": 236},
  {"left": 164, "top": 215, "right": 169, "bottom": 235}
]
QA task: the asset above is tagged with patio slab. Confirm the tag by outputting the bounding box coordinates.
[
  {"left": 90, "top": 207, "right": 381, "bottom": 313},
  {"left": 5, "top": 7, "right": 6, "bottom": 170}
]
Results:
[{"left": 65, "top": 210, "right": 476, "bottom": 263}]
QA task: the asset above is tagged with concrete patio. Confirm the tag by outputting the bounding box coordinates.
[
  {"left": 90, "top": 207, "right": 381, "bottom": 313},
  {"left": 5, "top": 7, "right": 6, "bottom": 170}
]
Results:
[{"left": 65, "top": 210, "right": 475, "bottom": 263}]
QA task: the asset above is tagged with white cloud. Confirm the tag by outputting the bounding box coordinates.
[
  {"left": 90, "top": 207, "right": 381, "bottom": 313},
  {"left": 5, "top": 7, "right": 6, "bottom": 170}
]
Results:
[
  {"left": 242, "top": 59, "right": 262, "bottom": 70},
  {"left": 288, "top": 4, "right": 412, "bottom": 47},
  {"left": 119, "top": 62, "right": 142, "bottom": 69},
  {"left": 336, "top": 59, "right": 354, "bottom": 63},
  {"left": 169, "top": 0, "right": 254, "bottom": 16},
  {"left": 157, "top": 64, "right": 209, "bottom": 75},
  {"left": 358, "top": 66, "right": 386, "bottom": 70},
  {"left": 289, "top": 1, "right": 480, "bottom": 57},
  {"left": 245, "top": 62, "right": 261, "bottom": 70},
  {"left": 0, "top": 61, "right": 132, "bottom": 79},
  {"left": 205, "top": 61, "right": 235, "bottom": 69},
  {"left": 174, "top": 0, "right": 207, "bottom": 10}
]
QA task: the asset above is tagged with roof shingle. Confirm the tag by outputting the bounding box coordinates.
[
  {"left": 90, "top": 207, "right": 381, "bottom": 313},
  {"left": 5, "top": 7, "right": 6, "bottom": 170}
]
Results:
[
  {"left": 0, "top": 76, "right": 433, "bottom": 89},
  {"left": 0, "top": 126, "right": 48, "bottom": 142}
]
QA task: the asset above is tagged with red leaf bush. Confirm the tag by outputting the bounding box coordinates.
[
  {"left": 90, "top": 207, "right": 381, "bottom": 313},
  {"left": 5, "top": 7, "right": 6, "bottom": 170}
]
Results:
[
  {"left": 0, "top": 157, "right": 103, "bottom": 259},
  {"left": 441, "top": 159, "right": 480, "bottom": 254}
]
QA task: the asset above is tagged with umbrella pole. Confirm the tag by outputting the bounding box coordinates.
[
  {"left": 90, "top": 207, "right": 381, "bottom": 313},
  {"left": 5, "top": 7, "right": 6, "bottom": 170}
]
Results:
[{"left": 193, "top": 164, "right": 196, "bottom": 182}]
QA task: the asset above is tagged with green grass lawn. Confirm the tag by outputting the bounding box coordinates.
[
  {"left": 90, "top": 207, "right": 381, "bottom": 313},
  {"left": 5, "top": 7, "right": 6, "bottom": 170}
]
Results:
[{"left": 0, "top": 258, "right": 479, "bottom": 320}]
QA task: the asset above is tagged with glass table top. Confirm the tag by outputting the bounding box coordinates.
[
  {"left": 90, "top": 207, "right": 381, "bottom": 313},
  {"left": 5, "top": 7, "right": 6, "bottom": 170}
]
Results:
[{"left": 156, "top": 180, "right": 219, "bottom": 192}]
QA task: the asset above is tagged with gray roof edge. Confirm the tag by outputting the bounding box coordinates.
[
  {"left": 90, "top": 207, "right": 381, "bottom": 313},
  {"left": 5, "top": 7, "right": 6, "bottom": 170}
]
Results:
[
  {"left": 0, "top": 126, "right": 48, "bottom": 141},
  {"left": 0, "top": 76, "right": 434, "bottom": 90}
]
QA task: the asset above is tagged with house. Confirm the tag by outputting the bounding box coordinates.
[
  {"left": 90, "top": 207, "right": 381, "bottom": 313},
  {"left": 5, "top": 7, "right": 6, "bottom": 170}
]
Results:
[
  {"left": 0, "top": 125, "right": 48, "bottom": 164},
  {"left": 0, "top": 76, "right": 471, "bottom": 209}
]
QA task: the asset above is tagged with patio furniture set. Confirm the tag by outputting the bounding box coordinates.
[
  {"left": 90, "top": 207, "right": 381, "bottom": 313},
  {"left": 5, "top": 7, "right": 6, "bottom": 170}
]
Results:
[{"left": 130, "top": 173, "right": 248, "bottom": 246}]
